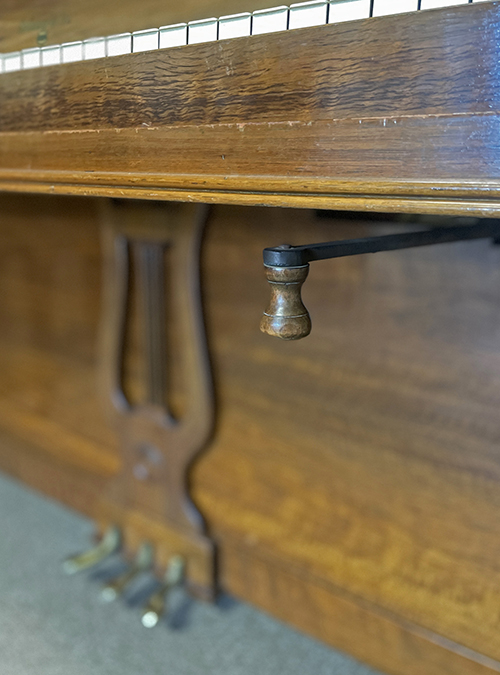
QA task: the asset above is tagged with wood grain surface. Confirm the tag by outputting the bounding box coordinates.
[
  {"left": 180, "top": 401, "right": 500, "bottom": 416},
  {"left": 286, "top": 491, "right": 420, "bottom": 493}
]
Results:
[
  {"left": 1, "top": 3, "right": 500, "bottom": 213},
  {"left": 0, "top": 0, "right": 277, "bottom": 52},
  {"left": 2, "top": 6, "right": 498, "bottom": 131},
  {"left": 1, "top": 193, "right": 500, "bottom": 674},
  {"left": 97, "top": 201, "right": 217, "bottom": 598},
  {"left": 2, "top": 2, "right": 500, "bottom": 672}
]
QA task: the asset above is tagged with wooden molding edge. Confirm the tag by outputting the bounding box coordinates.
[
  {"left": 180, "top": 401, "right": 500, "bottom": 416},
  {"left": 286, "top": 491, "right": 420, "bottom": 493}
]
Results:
[
  {"left": 1, "top": 174, "right": 500, "bottom": 215},
  {"left": 2, "top": 170, "right": 500, "bottom": 196}
]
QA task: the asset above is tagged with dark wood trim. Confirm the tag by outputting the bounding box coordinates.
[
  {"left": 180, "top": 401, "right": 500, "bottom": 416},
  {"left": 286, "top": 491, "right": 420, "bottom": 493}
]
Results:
[{"left": 1, "top": 4, "right": 500, "bottom": 212}]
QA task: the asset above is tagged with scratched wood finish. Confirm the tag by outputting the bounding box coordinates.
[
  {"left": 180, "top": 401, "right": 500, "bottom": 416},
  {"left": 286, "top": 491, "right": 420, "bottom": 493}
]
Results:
[
  {"left": 2, "top": 194, "right": 500, "bottom": 675},
  {"left": 2, "top": 4, "right": 500, "bottom": 213},
  {"left": 2, "top": 5, "right": 499, "bottom": 131},
  {"left": 0, "top": 0, "right": 276, "bottom": 52}
]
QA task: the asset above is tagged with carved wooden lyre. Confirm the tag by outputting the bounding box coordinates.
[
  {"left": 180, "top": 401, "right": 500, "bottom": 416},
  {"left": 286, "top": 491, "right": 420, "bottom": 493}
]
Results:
[{"left": 65, "top": 200, "right": 216, "bottom": 613}]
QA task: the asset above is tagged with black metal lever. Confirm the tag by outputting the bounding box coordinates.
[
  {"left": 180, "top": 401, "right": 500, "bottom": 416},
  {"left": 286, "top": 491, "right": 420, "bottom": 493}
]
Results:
[
  {"left": 263, "top": 222, "right": 500, "bottom": 268},
  {"left": 261, "top": 221, "right": 500, "bottom": 340}
]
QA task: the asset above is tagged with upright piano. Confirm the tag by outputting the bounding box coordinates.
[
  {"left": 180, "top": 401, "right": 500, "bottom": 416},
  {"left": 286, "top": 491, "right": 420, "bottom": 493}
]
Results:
[{"left": 1, "top": 1, "right": 500, "bottom": 673}]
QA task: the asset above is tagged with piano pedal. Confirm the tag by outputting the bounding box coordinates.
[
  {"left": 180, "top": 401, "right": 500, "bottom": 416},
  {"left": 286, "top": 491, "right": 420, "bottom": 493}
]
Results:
[
  {"left": 101, "top": 542, "right": 154, "bottom": 602},
  {"left": 141, "top": 555, "right": 185, "bottom": 628},
  {"left": 62, "top": 525, "right": 121, "bottom": 575}
]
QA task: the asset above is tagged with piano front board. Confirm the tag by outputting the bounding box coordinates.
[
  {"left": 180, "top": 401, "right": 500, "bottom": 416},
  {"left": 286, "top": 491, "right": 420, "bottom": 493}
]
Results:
[{"left": 1, "top": 3, "right": 500, "bottom": 215}]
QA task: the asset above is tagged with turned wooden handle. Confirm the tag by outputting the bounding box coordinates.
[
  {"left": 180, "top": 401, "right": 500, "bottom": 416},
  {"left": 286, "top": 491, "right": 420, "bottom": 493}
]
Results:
[{"left": 260, "top": 264, "right": 311, "bottom": 340}]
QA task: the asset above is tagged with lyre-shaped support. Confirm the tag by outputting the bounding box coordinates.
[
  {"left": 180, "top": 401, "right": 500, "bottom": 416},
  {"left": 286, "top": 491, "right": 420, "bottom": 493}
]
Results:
[{"left": 97, "top": 200, "right": 216, "bottom": 600}]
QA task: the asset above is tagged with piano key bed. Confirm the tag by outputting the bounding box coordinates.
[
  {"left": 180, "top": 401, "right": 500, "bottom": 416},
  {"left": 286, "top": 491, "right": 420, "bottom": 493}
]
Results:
[{"left": 0, "top": 0, "right": 491, "bottom": 73}]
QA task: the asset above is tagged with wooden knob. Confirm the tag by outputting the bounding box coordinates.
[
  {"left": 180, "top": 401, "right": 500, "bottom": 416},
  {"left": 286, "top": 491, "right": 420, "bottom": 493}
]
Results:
[{"left": 260, "top": 264, "right": 311, "bottom": 340}]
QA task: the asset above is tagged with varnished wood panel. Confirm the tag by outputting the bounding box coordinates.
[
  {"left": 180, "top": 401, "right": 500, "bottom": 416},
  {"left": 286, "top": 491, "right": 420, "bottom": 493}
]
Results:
[
  {"left": 2, "top": 6, "right": 498, "bottom": 132},
  {"left": 2, "top": 4, "right": 500, "bottom": 213},
  {"left": 2, "top": 193, "right": 500, "bottom": 674},
  {"left": 2, "top": 117, "right": 500, "bottom": 214},
  {"left": 0, "top": 0, "right": 277, "bottom": 52},
  {"left": 223, "top": 539, "right": 500, "bottom": 675},
  {"left": 197, "top": 204, "right": 500, "bottom": 664}
]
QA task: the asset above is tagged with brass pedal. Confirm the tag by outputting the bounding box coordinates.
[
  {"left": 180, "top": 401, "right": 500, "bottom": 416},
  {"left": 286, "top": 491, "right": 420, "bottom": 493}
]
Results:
[
  {"left": 101, "top": 542, "right": 154, "bottom": 602},
  {"left": 141, "top": 555, "right": 185, "bottom": 628},
  {"left": 62, "top": 526, "right": 121, "bottom": 575}
]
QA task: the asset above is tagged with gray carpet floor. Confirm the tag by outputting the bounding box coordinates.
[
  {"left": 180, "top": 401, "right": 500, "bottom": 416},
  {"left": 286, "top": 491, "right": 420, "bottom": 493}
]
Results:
[{"left": 0, "top": 472, "right": 381, "bottom": 675}]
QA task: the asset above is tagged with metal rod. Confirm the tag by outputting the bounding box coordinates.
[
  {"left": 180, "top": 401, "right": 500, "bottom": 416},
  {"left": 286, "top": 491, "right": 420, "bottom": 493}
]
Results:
[{"left": 263, "top": 221, "right": 500, "bottom": 268}]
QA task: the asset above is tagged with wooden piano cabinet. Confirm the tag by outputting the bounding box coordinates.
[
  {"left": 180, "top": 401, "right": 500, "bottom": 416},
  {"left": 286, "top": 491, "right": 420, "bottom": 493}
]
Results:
[
  {"left": 1, "top": 192, "right": 500, "bottom": 675},
  {"left": 3, "top": 1, "right": 500, "bottom": 672},
  {"left": 3, "top": 3, "right": 500, "bottom": 215}
]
